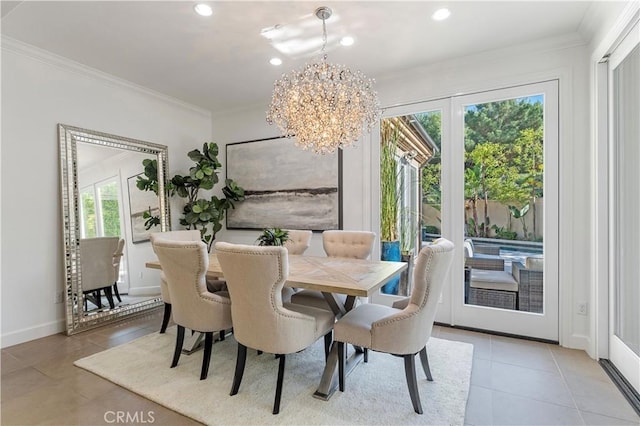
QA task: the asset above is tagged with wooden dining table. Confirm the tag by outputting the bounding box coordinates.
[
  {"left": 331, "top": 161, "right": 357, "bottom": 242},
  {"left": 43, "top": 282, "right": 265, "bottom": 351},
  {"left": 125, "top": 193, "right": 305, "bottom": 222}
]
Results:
[{"left": 146, "top": 253, "right": 407, "bottom": 400}]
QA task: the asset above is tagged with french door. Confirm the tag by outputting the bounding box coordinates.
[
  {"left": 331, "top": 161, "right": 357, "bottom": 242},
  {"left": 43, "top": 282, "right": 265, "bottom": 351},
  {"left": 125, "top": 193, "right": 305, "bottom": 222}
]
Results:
[
  {"left": 451, "top": 81, "right": 559, "bottom": 341},
  {"left": 608, "top": 19, "right": 639, "bottom": 393},
  {"left": 374, "top": 81, "right": 559, "bottom": 341}
]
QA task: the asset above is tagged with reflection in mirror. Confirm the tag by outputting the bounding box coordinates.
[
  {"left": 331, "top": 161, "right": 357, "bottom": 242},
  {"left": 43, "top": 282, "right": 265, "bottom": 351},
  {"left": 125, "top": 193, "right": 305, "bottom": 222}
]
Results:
[{"left": 59, "top": 124, "right": 169, "bottom": 334}]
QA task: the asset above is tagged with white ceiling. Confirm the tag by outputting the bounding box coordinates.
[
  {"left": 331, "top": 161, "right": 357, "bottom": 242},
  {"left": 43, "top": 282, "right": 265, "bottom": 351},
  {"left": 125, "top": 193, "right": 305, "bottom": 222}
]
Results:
[{"left": 2, "top": 1, "right": 598, "bottom": 114}]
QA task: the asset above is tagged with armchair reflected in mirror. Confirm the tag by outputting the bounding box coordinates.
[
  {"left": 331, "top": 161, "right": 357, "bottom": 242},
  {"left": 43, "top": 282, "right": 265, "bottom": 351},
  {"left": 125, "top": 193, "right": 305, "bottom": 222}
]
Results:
[{"left": 59, "top": 124, "right": 169, "bottom": 334}]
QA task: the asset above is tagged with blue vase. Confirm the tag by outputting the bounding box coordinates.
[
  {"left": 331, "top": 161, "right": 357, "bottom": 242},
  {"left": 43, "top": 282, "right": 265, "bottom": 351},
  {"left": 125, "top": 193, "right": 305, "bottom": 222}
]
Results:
[{"left": 380, "top": 241, "right": 401, "bottom": 294}]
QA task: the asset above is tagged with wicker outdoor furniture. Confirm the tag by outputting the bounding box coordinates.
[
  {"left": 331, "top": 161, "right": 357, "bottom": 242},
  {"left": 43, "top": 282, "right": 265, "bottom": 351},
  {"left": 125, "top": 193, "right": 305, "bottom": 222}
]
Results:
[{"left": 463, "top": 239, "right": 544, "bottom": 312}]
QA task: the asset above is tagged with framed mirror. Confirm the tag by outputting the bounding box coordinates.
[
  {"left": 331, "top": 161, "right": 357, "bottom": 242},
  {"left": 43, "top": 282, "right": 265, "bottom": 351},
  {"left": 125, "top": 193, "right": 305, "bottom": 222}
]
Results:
[{"left": 59, "top": 124, "right": 169, "bottom": 334}]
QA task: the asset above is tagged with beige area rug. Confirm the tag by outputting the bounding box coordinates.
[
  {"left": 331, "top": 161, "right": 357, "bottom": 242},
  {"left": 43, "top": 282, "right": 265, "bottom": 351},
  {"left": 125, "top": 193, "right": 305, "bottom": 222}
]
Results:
[{"left": 75, "top": 327, "right": 473, "bottom": 425}]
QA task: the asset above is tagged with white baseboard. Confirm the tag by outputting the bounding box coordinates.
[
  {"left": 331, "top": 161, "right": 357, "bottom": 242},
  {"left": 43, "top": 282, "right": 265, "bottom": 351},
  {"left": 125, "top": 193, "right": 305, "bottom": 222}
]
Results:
[
  {"left": 563, "top": 333, "right": 591, "bottom": 355},
  {"left": 1, "top": 319, "right": 66, "bottom": 348}
]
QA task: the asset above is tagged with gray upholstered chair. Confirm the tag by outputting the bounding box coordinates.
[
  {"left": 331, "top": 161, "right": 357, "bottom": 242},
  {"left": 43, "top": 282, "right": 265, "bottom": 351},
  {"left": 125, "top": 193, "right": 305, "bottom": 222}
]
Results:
[
  {"left": 333, "top": 238, "right": 454, "bottom": 414},
  {"left": 215, "top": 242, "right": 335, "bottom": 414},
  {"left": 283, "top": 229, "right": 312, "bottom": 255},
  {"left": 151, "top": 230, "right": 227, "bottom": 333},
  {"left": 290, "top": 230, "right": 376, "bottom": 311},
  {"left": 111, "top": 238, "right": 125, "bottom": 303},
  {"left": 152, "top": 238, "right": 232, "bottom": 380},
  {"left": 80, "top": 237, "right": 120, "bottom": 309}
]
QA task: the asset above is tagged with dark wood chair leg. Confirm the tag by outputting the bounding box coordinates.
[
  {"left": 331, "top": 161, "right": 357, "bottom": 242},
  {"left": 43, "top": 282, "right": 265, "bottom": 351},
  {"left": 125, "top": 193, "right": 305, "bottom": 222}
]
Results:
[
  {"left": 112, "top": 282, "right": 122, "bottom": 302},
  {"left": 160, "top": 303, "right": 172, "bottom": 334},
  {"left": 171, "top": 325, "right": 185, "bottom": 368},
  {"left": 323, "top": 331, "right": 332, "bottom": 361},
  {"left": 219, "top": 330, "right": 226, "bottom": 341},
  {"left": 364, "top": 348, "right": 369, "bottom": 363},
  {"left": 200, "top": 332, "right": 213, "bottom": 380},
  {"left": 230, "top": 343, "right": 247, "bottom": 396},
  {"left": 273, "top": 354, "right": 286, "bottom": 415},
  {"left": 338, "top": 341, "right": 345, "bottom": 392},
  {"left": 95, "top": 290, "right": 102, "bottom": 308},
  {"left": 419, "top": 346, "right": 433, "bottom": 381},
  {"left": 404, "top": 354, "right": 423, "bottom": 414},
  {"left": 104, "top": 287, "right": 115, "bottom": 309}
]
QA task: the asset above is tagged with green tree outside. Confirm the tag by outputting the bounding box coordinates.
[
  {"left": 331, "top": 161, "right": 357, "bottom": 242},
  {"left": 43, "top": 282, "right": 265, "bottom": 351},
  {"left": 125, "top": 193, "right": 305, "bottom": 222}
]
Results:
[{"left": 417, "top": 96, "right": 544, "bottom": 241}]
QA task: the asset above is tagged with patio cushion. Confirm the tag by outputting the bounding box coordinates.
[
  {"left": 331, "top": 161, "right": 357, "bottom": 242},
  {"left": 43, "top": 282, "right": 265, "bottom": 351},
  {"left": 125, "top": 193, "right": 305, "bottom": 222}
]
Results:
[
  {"left": 526, "top": 256, "right": 544, "bottom": 271},
  {"left": 470, "top": 269, "right": 518, "bottom": 292}
]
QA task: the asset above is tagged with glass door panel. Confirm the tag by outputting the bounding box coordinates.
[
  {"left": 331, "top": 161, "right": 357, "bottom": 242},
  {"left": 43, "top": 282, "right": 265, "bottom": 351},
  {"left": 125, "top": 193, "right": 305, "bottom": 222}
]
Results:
[
  {"left": 372, "top": 99, "right": 451, "bottom": 323},
  {"left": 452, "top": 81, "right": 559, "bottom": 341},
  {"left": 609, "top": 20, "right": 640, "bottom": 393},
  {"left": 463, "top": 95, "right": 544, "bottom": 312}
]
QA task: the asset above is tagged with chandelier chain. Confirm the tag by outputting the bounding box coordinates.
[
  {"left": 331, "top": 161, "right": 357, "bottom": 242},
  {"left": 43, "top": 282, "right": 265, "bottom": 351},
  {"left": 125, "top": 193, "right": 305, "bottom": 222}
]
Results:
[{"left": 321, "top": 16, "right": 327, "bottom": 53}]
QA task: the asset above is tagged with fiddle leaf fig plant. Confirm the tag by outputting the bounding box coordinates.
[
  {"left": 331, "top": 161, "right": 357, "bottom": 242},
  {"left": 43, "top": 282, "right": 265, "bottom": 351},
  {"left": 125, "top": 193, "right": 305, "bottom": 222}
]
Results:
[
  {"left": 138, "top": 142, "right": 245, "bottom": 251},
  {"left": 256, "top": 228, "right": 290, "bottom": 247}
]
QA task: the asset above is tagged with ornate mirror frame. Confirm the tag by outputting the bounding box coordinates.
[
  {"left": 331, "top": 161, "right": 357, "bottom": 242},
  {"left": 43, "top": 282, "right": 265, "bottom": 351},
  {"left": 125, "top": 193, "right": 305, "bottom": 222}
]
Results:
[{"left": 59, "top": 124, "right": 169, "bottom": 334}]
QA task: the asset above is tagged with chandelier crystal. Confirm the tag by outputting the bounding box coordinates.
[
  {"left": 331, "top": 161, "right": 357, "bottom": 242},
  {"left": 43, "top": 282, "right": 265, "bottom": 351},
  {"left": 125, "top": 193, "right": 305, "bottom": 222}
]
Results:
[{"left": 266, "top": 7, "right": 380, "bottom": 155}]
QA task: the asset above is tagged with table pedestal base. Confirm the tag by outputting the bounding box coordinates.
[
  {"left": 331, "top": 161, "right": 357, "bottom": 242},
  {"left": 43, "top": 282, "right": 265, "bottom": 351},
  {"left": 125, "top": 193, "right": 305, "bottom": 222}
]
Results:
[{"left": 313, "top": 343, "right": 364, "bottom": 400}]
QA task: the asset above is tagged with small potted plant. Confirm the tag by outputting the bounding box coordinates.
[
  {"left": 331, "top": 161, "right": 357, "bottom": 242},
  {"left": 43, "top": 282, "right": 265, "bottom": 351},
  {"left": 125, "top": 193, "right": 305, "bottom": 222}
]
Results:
[{"left": 256, "top": 228, "right": 290, "bottom": 246}]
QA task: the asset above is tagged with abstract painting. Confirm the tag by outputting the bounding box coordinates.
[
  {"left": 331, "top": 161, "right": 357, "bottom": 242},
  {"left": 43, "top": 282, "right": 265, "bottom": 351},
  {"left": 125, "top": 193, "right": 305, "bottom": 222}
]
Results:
[{"left": 226, "top": 137, "right": 341, "bottom": 231}]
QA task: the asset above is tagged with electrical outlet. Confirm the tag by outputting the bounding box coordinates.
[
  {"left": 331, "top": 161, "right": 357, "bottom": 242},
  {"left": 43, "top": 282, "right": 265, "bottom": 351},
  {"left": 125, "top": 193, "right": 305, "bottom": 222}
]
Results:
[
  {"left": 577, "top": 302, "right": 588, "bottom": 315},
  {"left": 54, "top": 290, "right": 64, "bottom": 304}
]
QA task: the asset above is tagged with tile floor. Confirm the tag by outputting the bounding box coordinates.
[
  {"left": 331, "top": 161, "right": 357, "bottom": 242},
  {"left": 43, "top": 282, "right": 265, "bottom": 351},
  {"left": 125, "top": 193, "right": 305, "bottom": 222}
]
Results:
[{"left": 1, "top": 310, "right": 638, "bottom": 425}]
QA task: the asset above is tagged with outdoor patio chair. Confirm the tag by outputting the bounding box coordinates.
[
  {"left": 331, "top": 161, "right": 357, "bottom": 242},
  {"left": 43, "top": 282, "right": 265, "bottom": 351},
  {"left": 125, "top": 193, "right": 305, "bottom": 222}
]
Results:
[
  {"left": 513, "top": 256, "right": 544, "bottom": 313},
  {"left": 463, "top": 239, "right": 518, "bottom": 310}
]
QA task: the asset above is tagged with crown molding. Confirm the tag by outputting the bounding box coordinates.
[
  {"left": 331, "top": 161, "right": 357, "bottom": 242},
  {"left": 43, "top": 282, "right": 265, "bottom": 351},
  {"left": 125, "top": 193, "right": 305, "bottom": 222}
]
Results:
[
  {"left": 376, "top": 32, "right": 587, "bottom": 87},
  {"left": 1, "top": 36, "right": 212, "bottom": 118}
]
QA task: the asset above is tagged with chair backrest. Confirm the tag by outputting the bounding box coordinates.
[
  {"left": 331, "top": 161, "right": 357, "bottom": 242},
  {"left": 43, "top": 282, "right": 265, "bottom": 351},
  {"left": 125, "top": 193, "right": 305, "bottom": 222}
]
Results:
[
  {"left": 152, "top": 238, "right": 230, "bottom": 332},
  {"left": 150, "top": 230, "right": 201, "bottom": 243},
  {"left": 216, "top": 242, "right": 318, "bottom": 354},
  {"left": 463, "top": 239, "right": 474, "bottom": 258},
  {"left": 284, "top": 230, "right": 312, "bottom": 255},
  {"left": 373, "top": 238, "right": 454, "bottom": 354},
  {"left": 150, "top": 230, "right": 201, "bottom": 304},
  {"left": 80, "top": 237, "right": 119, "bottom": 292},
  {"left": 322, "top": 230, "right": 376, "bottom": 259},
  {"left": 112, "top": 238, "right": 125, "bottom": 279}
]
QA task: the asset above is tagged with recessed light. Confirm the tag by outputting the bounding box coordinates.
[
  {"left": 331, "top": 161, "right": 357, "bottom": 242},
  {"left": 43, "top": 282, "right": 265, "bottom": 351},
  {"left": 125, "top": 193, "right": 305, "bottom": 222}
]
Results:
[
  {"left": 194, "top": 4, "right": 213, "bottom": 17},
  {"left": 339, "top": 36, "right": 355, "bottom": 46},
  {"left": 432, "top": 8, "right": 450, "bottom": 21},
  {"left": 270, "top": 57, "right": 283, "bottom": 66}
]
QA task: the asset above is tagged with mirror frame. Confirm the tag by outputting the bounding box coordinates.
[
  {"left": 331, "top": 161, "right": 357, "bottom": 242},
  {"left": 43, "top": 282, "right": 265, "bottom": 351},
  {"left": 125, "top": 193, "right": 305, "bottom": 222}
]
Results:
[{"left": 59, "top": 124, "right": 169, "bottom": 335}]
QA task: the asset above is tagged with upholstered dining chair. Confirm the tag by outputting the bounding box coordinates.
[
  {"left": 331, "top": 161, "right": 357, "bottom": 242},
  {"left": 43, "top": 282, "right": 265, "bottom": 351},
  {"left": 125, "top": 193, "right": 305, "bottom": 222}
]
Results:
[
  {"left": 151, "top": 230, "right": 200, "bottom": 333},
  {"left": 215, "top": 242, "right": 335, "bottom": 414},
  {"left": 332, "top": 238, "right": 454, "bottom": 414},
  {"left": 281, "top": 230, "right": 312, "bottom": 302},
  {"left": 152, "top": 238, "right": 232, "bottom": 380},
  {"left": 80, "top": 237, "right": 120, "bottom": 310},
  {"left": 111, "top": 238, "right": 125, "bottom": 303},
  {"left": 283, "top": 229, "right": 312, "bottom": 255},
  {"left": 290, "top": 230, "right": 376, "bottom": 311},
  {"left": 150, "top": 230, "right": 227, "bottom": 334}
]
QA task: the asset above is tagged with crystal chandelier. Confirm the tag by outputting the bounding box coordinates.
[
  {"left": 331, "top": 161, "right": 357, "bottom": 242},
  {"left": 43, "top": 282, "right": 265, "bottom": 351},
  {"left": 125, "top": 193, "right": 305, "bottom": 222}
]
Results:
[{"left": 266, "top": 7, "right": 380, "bottom": 155}]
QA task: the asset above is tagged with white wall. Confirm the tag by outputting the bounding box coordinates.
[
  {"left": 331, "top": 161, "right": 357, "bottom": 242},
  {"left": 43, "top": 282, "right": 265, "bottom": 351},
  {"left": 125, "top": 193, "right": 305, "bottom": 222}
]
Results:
[
  {"left": 0, "top": 39, "right": 212, "bottom": 347},
  {"left": 213, "top": 35, "right": 592, "bottom": 350}
]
